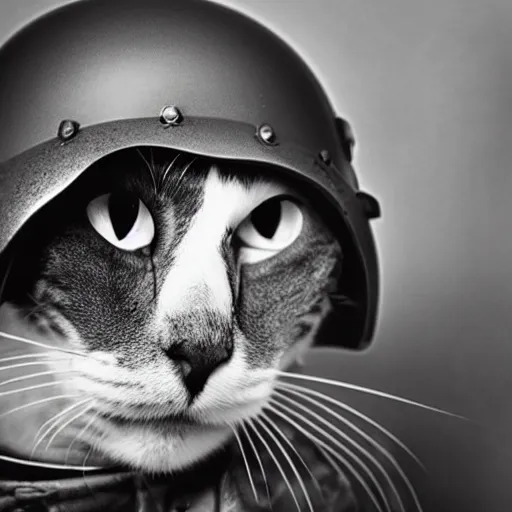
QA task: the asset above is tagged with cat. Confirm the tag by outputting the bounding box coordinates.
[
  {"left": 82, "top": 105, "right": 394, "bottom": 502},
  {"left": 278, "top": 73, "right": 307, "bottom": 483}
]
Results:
[{"left": 0, "top": 146, "right": 376, "bottom": 511}]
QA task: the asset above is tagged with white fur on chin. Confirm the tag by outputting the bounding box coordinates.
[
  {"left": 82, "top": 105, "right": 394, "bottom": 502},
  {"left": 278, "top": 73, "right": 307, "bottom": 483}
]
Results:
[{"left": 94, "top": 419, "right": 232, "bottom": 473}]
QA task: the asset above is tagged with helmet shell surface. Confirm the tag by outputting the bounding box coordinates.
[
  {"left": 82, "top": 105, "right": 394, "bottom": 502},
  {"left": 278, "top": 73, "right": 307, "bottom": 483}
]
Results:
[{"left": 0, "top": 0, "right": 379, "bottom": 348}]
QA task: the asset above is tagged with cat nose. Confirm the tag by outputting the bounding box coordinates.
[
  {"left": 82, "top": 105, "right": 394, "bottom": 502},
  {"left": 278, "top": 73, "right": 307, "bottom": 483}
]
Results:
[{"left": 165, "top": 340, "right": 233, "bottom": 399}]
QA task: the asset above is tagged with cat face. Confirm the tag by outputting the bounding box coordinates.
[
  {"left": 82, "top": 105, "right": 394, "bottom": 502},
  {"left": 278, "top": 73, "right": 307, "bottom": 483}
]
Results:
[{"left": 0, "top": 148, "right": 341, "bottom": 473}]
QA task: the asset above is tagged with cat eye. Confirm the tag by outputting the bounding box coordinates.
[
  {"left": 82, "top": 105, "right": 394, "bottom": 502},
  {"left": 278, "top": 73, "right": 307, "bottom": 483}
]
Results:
[
  {"left": 236, "top": 197, "right": 303, "bottom": 264},
  {"left": 86, "top": 192, "right": 155, "bottom": 251}
]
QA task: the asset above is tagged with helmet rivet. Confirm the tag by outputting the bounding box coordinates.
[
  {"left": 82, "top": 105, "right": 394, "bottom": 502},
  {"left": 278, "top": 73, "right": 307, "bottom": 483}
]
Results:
[
  {"left": 160, "top": 105, "right": 183, "bottom": 126},
  {"left": 257, "top": 124, "right": 277, "bottom": 145},
  {"left": 319, "top": 150, "right": 332, "bottom": 165},
  {"left": 58, "top": 120, "right": 80, "bottom": 142}
]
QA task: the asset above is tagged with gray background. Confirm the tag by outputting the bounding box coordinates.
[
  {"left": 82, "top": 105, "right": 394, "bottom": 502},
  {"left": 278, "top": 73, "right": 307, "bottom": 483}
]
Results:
[{"left": 1, "top": 0, "right": 511, "bottom": 510}]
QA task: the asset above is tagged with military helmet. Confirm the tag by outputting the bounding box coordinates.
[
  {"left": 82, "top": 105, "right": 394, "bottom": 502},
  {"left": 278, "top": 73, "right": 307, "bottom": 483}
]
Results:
[{"left": 0, "top": 0, "right": 380, "bottom": 349}]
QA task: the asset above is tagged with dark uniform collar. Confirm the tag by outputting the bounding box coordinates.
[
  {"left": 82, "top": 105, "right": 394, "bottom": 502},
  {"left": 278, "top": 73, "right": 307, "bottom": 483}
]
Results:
[{"left": 0, "top": 446, "right": 232, "bottom": 512}]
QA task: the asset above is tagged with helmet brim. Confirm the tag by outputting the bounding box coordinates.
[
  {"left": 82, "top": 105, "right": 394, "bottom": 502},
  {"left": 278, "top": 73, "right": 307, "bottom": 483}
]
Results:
[{"left": 0, "top": 116, "right": 378, "bottom": 348}]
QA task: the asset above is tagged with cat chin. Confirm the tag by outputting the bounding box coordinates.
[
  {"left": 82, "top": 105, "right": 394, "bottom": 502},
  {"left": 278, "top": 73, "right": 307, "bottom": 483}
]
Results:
[
  {"left": 96, "top": 421, "right": 232, "bottom": 473},
  {"left": 92, "top": 396, "right": 267, "bottom": 473}
]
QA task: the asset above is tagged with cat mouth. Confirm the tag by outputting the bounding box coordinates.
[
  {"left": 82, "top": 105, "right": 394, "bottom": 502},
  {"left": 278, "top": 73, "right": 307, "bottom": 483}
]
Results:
[
  {"left": 99, "top": 411, "right": 199, "bottom": 428},
  {"left": 99, "top": 401, "right": 261, "bottom": 431}
]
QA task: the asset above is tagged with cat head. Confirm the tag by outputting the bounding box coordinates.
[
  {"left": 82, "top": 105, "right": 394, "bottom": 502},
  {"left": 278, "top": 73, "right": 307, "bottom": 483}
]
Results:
[
  {"left": 0, "top": 147, "right": 343, "bottom": 472},
  {"left": 0, "top": 0, "right": 381, "bottom": 478},
  {"left": 0, "top": 0, "right": 379, "bottom": 356}
]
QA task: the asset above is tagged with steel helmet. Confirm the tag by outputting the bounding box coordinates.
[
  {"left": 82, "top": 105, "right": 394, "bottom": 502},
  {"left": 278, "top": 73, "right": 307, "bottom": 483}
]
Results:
[{"left": 0, "top": 0, "right": 380, "bottom": 349}]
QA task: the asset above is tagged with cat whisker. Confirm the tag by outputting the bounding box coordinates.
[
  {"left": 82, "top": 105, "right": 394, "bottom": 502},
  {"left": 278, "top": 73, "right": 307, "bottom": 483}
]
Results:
[
  {"left": 276, "top": 384, "right": 425, "bottom": 512},
  {"left": 0, "top": 369, "right": 74, "bottom": 388},
  {"left": 231, "top": 425, "right": 260, "bottom": 504},
  {"left": 168, "top": 156, "right": 199, "bottom": 199},
  {"left": 161, "top": 152, "right": 183, "bottom": 188},
  {"left": 277, "top": 382, "right": 424, "bottom": 470},
  {"left": 271, "top": 392, "right": 406, "bottom": 512},
  {"left": 0, "top": 393, "right": 79, "bottom": 419},
  {"left": 0, "top": 453, "right": 102, "bottom": 471},
  {"left": 149, "top": 147, "right": 155, "bottom": 181},
  {"left": 266, "top": 402, "right": 384, "bottom": 512},
  {"left": 313, "top": 444, "right": 344, "bottom": 485},
  {"left": 276, "top": 371, "right": 466, "bottom": 419},
  {"left": 247, "top": 417, "right": 303, "bottom": 512},
  {"left": 21, "top": 293, "right": 50, "bottom": 321},
  {"left": 271, "top": 398, "right": 392, "bottom": 512},
  {"left": 81, "top": 446, "right": 103, "bottom": 509},
  {"left": 260, "top": 411, "right": 322, "bottom": 505},
  {"left": 82, "top": 445, "right": 92, "bottom": 471},
  {"left": 66, "top": 410, "right": 100, "bottom": 465},
  {"left": 26, "top": 292, "right": 45, "bottom": 307},
  {"left": 0, "top": 353, "right": 57, "bottom": 365},
  {"left": 0, "top": 254, "right": 14, "bottom": 305},
  {"left": 0, "top": 361, "right": 73, "bottom": 386},
  {"left": 31, "top": 397, "right": 92, "bottom": 457},
  {"left": 45, "top": 401, "right": 96, "bottom": 452},
  {"left": 136, "top": 148, "right": 158, "bottom": 195},
  {"left": 0, "top": 379, "right": 71, "bottom": 398},
  {"left": 240, "top": 422, "right": 271, "bottom": 506},
  {"left": 22, "top": 304, "right": 46, "bottom": 322},
  {"left": 0, "top": 330, "right": 95, "bottom": 360},
  {"left": 316, "top": 444, "right": 378, "bottom": 510},
  {"left": 257, "top": 414, "right": 315, "bottom": 512}
]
